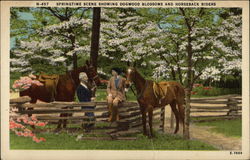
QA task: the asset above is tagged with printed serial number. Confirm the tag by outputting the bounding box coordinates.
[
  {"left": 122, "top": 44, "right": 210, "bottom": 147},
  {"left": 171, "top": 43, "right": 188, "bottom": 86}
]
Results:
[
  {"left": 230, "top": 151, "right": 242, "bottom": 155},
  {"left": 36, "top": 2, "right": 49, "bottom": 6}
]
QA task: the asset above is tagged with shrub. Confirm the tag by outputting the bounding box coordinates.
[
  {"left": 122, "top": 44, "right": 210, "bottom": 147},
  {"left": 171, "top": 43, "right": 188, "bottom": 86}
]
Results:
[
  {"left": 192, "top": 84, "right": 240, "bottom": 96},
  {"left": 10, "top": 107, "right": 47, "bottom": 143}
]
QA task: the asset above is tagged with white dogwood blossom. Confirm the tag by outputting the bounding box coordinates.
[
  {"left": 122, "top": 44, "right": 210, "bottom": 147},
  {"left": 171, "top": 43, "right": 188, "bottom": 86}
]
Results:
[{"left": 11, "top": 15, "right": 92, "bottom": 73}]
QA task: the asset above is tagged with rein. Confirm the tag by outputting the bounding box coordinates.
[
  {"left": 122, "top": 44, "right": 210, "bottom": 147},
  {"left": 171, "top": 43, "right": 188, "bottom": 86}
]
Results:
[
  {"left": 137, "top": 80, "right": 148, "bottom": 100},
  {"left": 130, "top": 80, "right": 148, "bottom": 100},
  {"left": 128, "top": 69, "right": 148, "bottom": 100},
  {"left": 130, "top": 85, "right": 137, "bottom": 96}
]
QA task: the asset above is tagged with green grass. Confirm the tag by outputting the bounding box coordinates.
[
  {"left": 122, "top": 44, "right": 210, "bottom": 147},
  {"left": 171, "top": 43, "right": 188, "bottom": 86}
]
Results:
[
  {"left": 196, "top": 119, "right": 242, "bottom": 138},
  {"left": 10, "top": 131, "right": 217, "bottom": 150}
]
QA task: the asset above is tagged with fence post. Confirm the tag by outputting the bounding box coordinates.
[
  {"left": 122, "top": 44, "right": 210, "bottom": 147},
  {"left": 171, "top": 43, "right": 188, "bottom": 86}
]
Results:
[
  {"left": 161, "top": 107, "right": 165, "bottom": 132},
  {"left": 10, "top": 96, "right": 31, "bottom": 114},
  {"left": 184, "top": 89, "right": 191, "bottom": 139},
  {"left": 227, "top": 98, "right": 238, "bottom": 116}
]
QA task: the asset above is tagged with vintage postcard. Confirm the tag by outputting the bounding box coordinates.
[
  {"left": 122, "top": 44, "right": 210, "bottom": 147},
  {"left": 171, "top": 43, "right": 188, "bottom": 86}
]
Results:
[{"left": 1, "top": 0, "right": 249, "bottom": 160}]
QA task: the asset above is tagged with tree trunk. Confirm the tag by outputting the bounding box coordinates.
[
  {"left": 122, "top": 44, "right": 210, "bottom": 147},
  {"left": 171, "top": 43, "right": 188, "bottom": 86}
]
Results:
[
  {"left": 171, "top": 67, "right": 176, "bottom": 81},
  {"left": 73, "top": 53, "right": 77, "bottom": 69},
  {"left": 177, "top": 66, "right": 183, "bottom": 85},
  {"left": 90, "top": 8, "right": 101, "bottom": 70},
  {"left": 184, "top": 33, "right": 193, "bottom": 139},
  {"left": 69, "top": 34, "right": 77, "bottom": 69}
]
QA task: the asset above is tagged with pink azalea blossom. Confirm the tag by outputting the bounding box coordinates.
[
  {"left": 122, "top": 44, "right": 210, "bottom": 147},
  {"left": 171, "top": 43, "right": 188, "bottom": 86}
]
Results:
[
  {"left": 23, "top": 132, "right": 29, "bottom": 137},
  {"left": 29, "top": 133, "right": 35, "bottom": 137},
  {"left": 16, "top": 131, "right": 22, "bottom": 136},
  {"left": 12, "top": 75, "right": 43, "bottom": 91},
  {"left": 36, "top": 122, "right": 46, "bottom": 127},
  {"left": 10, "top": 114, "right": 47, "bottom": 143},
  {"left": 28, "top": 121, "right": 35, "bottom": 125},
  {"left": 31, "top": 116, "right": 37, "bottom": 121},
  {"left": 23, "top": 119, "right": 28, "bottom": 124},
  {"left": 39, "top": 137, "right": 46, "bottom": 142}
]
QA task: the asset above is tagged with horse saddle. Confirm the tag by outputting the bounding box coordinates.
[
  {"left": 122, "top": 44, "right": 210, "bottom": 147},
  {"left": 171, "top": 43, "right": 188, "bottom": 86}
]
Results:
[
  {"left": 38, "top": 73, "right": 60, "bottom": 101},
  {"left": 153, "top": 82, "right": 176, "bottom": 104}
]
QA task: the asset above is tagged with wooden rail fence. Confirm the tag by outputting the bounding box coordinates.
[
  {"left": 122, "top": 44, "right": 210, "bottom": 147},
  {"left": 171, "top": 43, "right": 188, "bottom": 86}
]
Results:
[
  {"left": 10, "top": 95, "right": 242, "bottom": 138},
  {"left": 10, "top": 96, "right": 164, "bottom": 140},
  {"left": 189, "top": 96, "right": 242, "bottom": 123}
]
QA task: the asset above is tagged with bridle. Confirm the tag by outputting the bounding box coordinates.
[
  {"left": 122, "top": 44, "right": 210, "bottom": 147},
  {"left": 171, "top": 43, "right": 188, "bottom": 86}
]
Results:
[
  {"left": 86, "top": 65, "right": 99, "bottom": 85},
  {"left": 127, "top": 68, "right": 148, "bottom": 100}
]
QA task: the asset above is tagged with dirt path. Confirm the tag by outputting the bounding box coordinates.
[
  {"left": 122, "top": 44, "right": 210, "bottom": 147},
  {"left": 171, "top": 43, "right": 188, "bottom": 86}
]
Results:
[
  {"left": 164, "top": 105, "right": 242, "bottom": 150},
  {"left": 189, "top": 124, "right": 241, "bottom": 150}
]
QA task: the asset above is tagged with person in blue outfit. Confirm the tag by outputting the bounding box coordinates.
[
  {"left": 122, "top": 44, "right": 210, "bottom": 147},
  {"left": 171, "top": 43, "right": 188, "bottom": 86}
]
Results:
[{"left": 76, "top": 72, "right": 95, "bottom": 132}]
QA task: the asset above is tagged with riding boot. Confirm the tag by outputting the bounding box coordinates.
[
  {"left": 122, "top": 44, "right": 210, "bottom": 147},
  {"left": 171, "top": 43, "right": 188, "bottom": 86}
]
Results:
[
  {"left": 116, "top": 113, "right": 120, "bottom": 121},
  {"left": 108, "top": 104, "right": 113, "bottom": 122}
]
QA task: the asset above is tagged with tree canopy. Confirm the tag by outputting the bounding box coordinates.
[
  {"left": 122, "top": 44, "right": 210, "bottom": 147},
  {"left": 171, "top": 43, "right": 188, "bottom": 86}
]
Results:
[{"left": 10, "top": 7, "right": 242, "bottom": 84}]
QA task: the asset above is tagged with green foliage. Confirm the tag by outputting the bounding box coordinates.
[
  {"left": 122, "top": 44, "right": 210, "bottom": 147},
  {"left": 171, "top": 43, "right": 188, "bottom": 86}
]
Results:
[
  {"left": 196, "top": 119, "right": 242, "bottom": 137},
  {"left": 10, "top": 72, "right": 23, "bottom": 89},
  {"left": 192, "top": 86, "right": 241, "bottom": 97}
]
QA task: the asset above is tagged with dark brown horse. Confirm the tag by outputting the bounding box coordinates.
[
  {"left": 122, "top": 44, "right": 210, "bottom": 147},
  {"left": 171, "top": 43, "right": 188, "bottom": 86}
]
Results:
[
  {"left": 125, "top": 67, "right": 185, "bottom": 138},
  {"left": 20, "top": 60, "right": 101, "bottom": 128}
]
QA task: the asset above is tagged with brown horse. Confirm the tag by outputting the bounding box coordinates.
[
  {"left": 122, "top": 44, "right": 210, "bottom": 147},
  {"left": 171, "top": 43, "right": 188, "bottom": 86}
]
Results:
[
  {"left": 20, "top": 60, "right": 101, "bottom": 129},
  {"left": 125, "top": 67, "right": 185, "bottom": 138}
]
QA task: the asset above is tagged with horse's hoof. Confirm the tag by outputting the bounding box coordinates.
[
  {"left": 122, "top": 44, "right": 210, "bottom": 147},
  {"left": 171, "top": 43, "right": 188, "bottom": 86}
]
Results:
[
  {"left": 148, "top": 136, "right": 153, "bottom": 139},
  {"left": 54, "top": 128, "right": 62, "bottom": 133},
  {"left": 174, "top": 130, "right": 178, "bottom": 134}
]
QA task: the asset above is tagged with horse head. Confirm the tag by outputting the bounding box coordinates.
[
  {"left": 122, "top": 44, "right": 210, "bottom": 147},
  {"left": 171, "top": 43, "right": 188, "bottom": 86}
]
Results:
[
  {"left": 85, "top": 60, "right": 101, "bottom": 86},
  {"left": 72, "top": 60, "right": 101, "bottom": 86},
  {"left": 125, "top": 67, "right": 137, "bottom": 89}
]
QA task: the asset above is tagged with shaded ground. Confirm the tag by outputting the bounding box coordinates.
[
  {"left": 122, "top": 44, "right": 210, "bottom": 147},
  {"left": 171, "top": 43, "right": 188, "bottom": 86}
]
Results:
[{"left": 164, "top": 103, "right": 242, "bottom": 150}]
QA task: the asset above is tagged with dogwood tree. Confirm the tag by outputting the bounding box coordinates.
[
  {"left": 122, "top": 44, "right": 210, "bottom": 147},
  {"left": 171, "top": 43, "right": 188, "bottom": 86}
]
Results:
[
  {"left": 10, "top": 8, "right": 92, "bottom": 74},
  {"left": 109, "top": 8, "right": 241, "bottom": 138},
  {"left": 178, "top": 8, "right": 241, "bottom": 138},
  {"left": 98, "top": 8, "right": 165, "bottom": 76}
]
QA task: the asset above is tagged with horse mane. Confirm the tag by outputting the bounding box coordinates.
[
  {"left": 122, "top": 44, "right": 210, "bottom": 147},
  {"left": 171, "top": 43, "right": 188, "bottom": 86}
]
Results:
[
  {"left": 131, "top": 67, "right": 146, "bottom": 83},
  {"left": 66, "top": 66, "right": 87, "bottom": 86}
]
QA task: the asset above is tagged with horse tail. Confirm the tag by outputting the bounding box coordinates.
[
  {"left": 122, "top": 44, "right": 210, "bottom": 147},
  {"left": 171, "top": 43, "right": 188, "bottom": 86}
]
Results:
[{"left": 175, "top": 83, "right": 185, "bottom": 124}]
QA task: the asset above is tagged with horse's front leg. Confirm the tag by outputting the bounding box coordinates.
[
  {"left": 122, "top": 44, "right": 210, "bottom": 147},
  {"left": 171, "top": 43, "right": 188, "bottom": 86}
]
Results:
[
  {"left": 148, "top": 106, "right": 154, "bottom": 138},
  {"left": 63, "top": 106, "right": 73, "bottom": 128},
  {"left": 140, "top": 105, "right": 147, "bottom": 136}
]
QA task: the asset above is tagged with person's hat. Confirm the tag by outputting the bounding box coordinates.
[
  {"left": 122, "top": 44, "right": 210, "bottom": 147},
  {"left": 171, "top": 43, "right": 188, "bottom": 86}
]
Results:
[{"left": 111, "top": 67, "right": 122, "bottom": 75}]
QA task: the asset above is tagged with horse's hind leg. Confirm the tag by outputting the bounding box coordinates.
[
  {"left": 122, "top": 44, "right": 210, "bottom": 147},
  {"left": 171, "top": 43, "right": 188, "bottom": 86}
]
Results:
[
  {"left": 177, "top": 104, "right": 185, "bottom": 135},
  {"left": 56, "top": 114, "right": 63, "bottom": 129},
  {"left": 63, "top": 113, "right": 69, "bottom": 128},
  {"left": 140, "top": 106, "right": 147, "bottom": 136},
  {"left": 170, "top": 102, "right": 179, "bottom": 134}
]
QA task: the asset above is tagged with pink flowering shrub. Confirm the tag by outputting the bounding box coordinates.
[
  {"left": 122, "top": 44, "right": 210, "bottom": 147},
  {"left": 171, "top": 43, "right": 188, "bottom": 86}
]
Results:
[
  {"left": 10, "top": 114, "right": 48, "bottom": 143},
  {"left": 12, "top": 74, "right": 43, "bottom": 92},
  {"left": 193, "top": 83, "right": 203, "bottom": 88}
]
